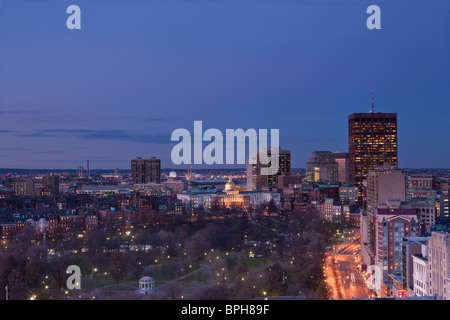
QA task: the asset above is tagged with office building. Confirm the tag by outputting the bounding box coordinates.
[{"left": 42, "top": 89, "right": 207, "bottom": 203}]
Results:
[
  {"left": 246, "top": 148, "right": 290, "bottom": 191},
  {"left": 305, "top": 151, "right": 338, "bottom": 183},
  {"left": 333, "top": 152, "right": 349, "bottom": 184},
  {"left": 10, "top": 178, "right": 35, "bottom": 197},
  {"left": 408, "top": 174, "right": 436, "bottom": 191},
  {"left": 348, "top": 112, "right": 398, "bottom": 203}
]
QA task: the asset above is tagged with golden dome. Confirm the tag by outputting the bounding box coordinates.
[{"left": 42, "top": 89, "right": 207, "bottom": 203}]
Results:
[{"left": 224, "top": 177, "right": 236, "bottom": 191}]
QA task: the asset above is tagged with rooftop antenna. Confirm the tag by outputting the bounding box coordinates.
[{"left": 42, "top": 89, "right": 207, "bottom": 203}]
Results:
[{"left": 371, "top": 89, "right": 375, "bottom": 113}]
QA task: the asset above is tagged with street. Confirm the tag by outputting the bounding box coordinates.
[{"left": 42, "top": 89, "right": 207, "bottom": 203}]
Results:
[{"left": 325, "top": 231, "right": 372, "bottom": 300}]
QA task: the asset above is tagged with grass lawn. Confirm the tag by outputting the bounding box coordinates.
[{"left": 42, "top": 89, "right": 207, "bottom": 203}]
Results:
[
  {"left": 246, "top": 256, "right": 270, "bottom": 268},
  {"left": 179, "top": 272, "right": 209, "bottom": 285}
]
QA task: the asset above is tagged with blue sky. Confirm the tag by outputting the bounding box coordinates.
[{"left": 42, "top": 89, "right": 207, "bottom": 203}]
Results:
[{"left": 0, "top": 0, "right": 449, "bottom": 169}]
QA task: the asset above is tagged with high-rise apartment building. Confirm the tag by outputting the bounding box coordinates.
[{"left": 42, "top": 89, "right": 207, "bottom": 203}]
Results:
[
  {"left": 370, "top": 204, "right": 419, "bottom": 283},
  {"left": 42, "top": 174, "right": 59, "bottom": 196},
  {"left": 365, "top": 162, "right": 406, "bottom": 214},
  {"left": 348, "top": 112, "right": 398, "bottom": 203},
  {"left": 131, "top": 157, "right": 161, "bottom": 184}
]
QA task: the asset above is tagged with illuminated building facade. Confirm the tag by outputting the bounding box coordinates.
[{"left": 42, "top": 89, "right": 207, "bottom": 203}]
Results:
[
  {"left": 10, "top": 178, "right": 35, "bottom": 197},
  {"left": 408, "top": 174, "right": 436, "bottom": 191},
  {"left": 439, "top": 190, "right": 449, "bottom": 222},
  {"left": 348, "top": 112, "right": 398, "bottom": 204},
  {"left": 178, "top": 177, "right": 280, "bottom": 212}
]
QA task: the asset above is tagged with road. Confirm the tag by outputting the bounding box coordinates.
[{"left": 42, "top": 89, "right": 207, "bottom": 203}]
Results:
[{"left": 325, "top": 232, "right": 372, "bottom": 300}]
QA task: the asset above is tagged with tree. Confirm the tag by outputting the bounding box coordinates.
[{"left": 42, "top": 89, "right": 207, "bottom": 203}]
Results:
[
  {"left": 25, "top": 258, "right": 45, "bottom": 291},
  {"left": 48, "top": 254, "right": 70, "bottom": 289},
  {"left": 0, "top": 253, "right": 19, "bottom": 300},
  {"left": 267, "top": 200, "right": 278, "bottom": 214},
  {"left": 7, "top": 269, "right": 28, "bottom": 300},
  {"left": 305, "top": 263, "right": 325, "bottom": 294},
  {"left": 157, "top": 230, "right": 178, "bottom": 258},
  {"left": 191, "top": 283, "right": 228, "bottom": 300},
  {"left": 236, "top": 274, "right": 260, "bottom": 300},
  {"left": 163, "top": 281, "right": 183, "bottom": 300},
  {"left": 109, "top": 251, "right": 126, "bottom": 288},
  {"left": 175, "top": 224, "right": 190, "bottom": 244},
  {"left": 85, "top": 229, "right": 106, "bottom": 255},
  {"left": 203, "top": 223, "right": 229, "bottom": 250},
  {"left": 68, "top": 234, "right": 84, "bottom": 257},
  {"left": 125, "top": 250, "right": 144, "bottom": 279},
  {"left": 186, "top": 231, "right": 210, "bottom": 267},
  {"left": 232, "top": 259, "right": 248, "bottom": 282},
  {"left": 263, "top": 271, "right": 280, "bottom": 296}
]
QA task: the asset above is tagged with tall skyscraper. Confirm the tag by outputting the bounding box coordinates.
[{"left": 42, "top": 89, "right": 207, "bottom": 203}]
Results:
[
  {"left": 246, "top": 148, "right": 290, "bottom": 191},
  {"left": 348, "top": 111, "right": 398, "bottom": 203},
  {"left": 131, "top": 156, "right": 161, "bottom": 184}
]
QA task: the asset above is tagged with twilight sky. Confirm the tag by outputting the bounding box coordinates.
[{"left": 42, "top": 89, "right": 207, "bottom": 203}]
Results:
[{"left": 0, "top": 0, "right": 449, "bottom": 170}]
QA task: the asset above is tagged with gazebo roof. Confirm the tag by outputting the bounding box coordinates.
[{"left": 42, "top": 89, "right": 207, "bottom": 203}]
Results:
[{"left": 139, "top": 276, "right": 154, "bottom": 282}]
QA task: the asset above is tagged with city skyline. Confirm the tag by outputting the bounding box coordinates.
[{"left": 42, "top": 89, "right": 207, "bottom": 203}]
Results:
[
  {"left": 1, "top": 0, "right": 449, "bottom": 169},
  {"left": 1, "top": 0, "right": 450, "bottom": 304}
]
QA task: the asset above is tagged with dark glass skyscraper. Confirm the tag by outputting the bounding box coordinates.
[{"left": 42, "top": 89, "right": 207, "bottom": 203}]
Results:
[
  {"left": 246, "top": 148, "right": 291, "bottom": 190},
  {"left": 348, "top": 112, "right": 398, "bottom": 203}
]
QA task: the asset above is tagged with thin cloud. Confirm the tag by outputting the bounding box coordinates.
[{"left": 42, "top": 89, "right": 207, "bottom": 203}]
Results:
[
  {"left": 12, "top": 129, "right": 173, "bottom": 144},
  {"left": 0, "top": 110, "right": 47, "bottom": 116}
]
